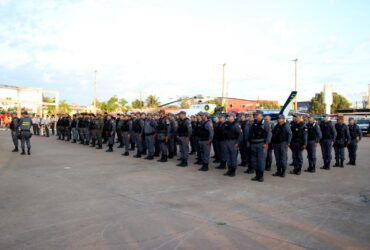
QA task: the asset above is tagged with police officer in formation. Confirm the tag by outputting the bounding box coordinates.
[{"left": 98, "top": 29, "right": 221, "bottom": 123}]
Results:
[
  {"left": 271, "top": 114, "right": 292, "bottom": 177},
  {"left": 305, "top": 116, "right": 322, "bottom": 173},
  {"left": 18, "top": 111, "right": 33, "bottom": 155},
  {"left": 289, "top": 114, "right": 308, "bottom": 175},
  {"left": 319, "top": 114, "right": 337, "bottom": 170},
  {"left": 248, "top": 110, "right": 272, "bottom": 182},
  {"left": 176, "top": 111, "right": 192, "bottom": 167},
  {"left": 39, "top": 109, "right": 365, "bottom": 182},
  {"left": 347, "top": 118, "right": 362, "bottom": 166},
  {"left": 333, "top": 117, "right": 350, "bottom": 167},
  {"left": 222, "top": 113, "right": 242, "bottom": 177}
]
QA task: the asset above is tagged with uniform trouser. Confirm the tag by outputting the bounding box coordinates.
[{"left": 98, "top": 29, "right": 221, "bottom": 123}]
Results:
[
  {"left": 190, "top": 136, "right": 196, "bottom": 152},
  {"left": 225, "top": 140, "right": 238, "bottom": 169},
  {"left": 157, "top": 133, "right": 168, "bottom": 156},
  {"left": 273, "top": 142, "right": 288, "bottom": 172},
  {"left": 72, "top": 128, "right": 79, "bottom": 141},
  {"left": 194, "top": 137, "right": 201, "bottom": 159},
  {"left": 122, "top": 132, "right": 131, "bottom": 153},
  {"left": 51, "top": 125, "right": 55, "bottom": 135},
  {"left": 320, "top": 140, "right": 333, "bottom": 163},
  {"left": 81, "top": 128, "right": 89, "bottom": 143},
  {"left": 59, "top": 128, "right": 65, "bottom": 140},
  {"left": 134, "top": 133, "right": 143, "bottom": 154},
  {"left": 239, "top": 141, "right": 247, "bottom": 163},
  {"left": 334, "top": 141, "right": 346, "bottom": 161},
  {"left": 251, "top": 143, "right": 266, "bottom": 171},
  {"left": 291, "top": 144, "right": 304, "bottom": 167},
  {"left": 266, "top": 145, "right": 273, "bottom": 165},
  {"left": 178, "top": 136, "right": 189, "bottom": 161},
  {"left": 168, "top": 137, "right": 176, "bottom": 155},
  {"left": 20, "top": 131, "right": 31, "bottom": 151},
  {"left": 348, "top": 140, "right": 358, "bottom": 162},
  {"left": 33, "top": 125, "right": 37, "bottom": 135},
  {"left": 11, "top": 130, "right": 18, "bottom": 147},
  {"left": 130, "top": 132, "right": 135, "bottom": 148},
  {"left": 218, "top": 140, "right": 227, "bottom": 162},
  {"left": 44, "top": 126, "right": 49, "bottom": 137},
  {"left": 306, "top": 140, "right": 317, "bottom": 165},
  {"left": 85, "top": 128, "right": 91, "bottom": 143},
  {"left": 90, "top": 129, "right": 97, "bottom": 144},
  {"left": 142, "top": 134, "right": 147, "bottom": 153},
  {"left": 155, "top": 137, "right": 160, "bottom": 155},
  {"left": 145, "top": 135, "right": 155, "bottom": 156},
  {"left": 79, "top": 128, "right": 85, "bottom": 142},
  {"left": 116, "top": 129, "right": 122, "bottom": 144},
  {"left": 96, "top": 130, "right": 103, "bottom": 146},
  {"left": 199, "top": 140, "right": 210, "bottom": 164},
  {"left": 35, "top": 125, "right": 40, "bottom": 135},
  {"left": 108, "top": 132, "right": 115, "bottom": 146},
  {"left": 212, "top": 139, "right": 219, "bottom": 159}
]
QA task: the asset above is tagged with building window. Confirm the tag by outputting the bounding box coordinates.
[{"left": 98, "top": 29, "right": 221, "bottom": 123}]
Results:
[
  {"left": 241, "top": 104, "right": 245, "bottom": 108},
  {"left": 229, "top": 104, "right": 233, "bottom": 108}
]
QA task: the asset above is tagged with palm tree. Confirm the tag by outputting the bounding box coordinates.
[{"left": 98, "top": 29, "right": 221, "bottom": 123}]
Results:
[{"left": 146, "top": 95, "right": 160, "bottom": 108}]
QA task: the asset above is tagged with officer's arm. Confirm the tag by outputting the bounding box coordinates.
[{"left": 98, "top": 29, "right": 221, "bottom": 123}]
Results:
[
  {"left": 236, "top": 125, "right": 243, "bottom": 143},
  {"left": 243, "top": 124, "right": 249, "bottom": 142},
  {"left": 345, "top": 126, "right": 351, "bottom": 142},
  {"left": 264, "top": 123, "right": 272, "bottom": 144},
  {"left": 303, "top": 127, "right": 308, "bottom": 145},
  {"left": 316, "top": 125, "right": 322, "bottom": 143},
  {"left": 357, "top": 125, "right": 363, "bottom": 140},
  {"left": 129, "top": 121, "right": 133, "bottom": 132},
  {"left": 207, "top": 122, "right": 214, "bottom": 142},
  {"left": 285, "top": 124, "right": 292, "bottom": 145},
  {"left": 331, "top": 125, "right": 337, "bottom": 140},
  {"left": 187, "top": 120, "right": 192, "bottom": 138}
]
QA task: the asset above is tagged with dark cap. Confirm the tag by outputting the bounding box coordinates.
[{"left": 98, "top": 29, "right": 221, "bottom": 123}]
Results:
[
  {"left": 179, "top": 111, "right": 186, "bottom": 115},
  {"left": 348, "top": 117, "right": 354, "bottom": 121},
  {"left": 278, "top": 114, "right": 285, "bottom": 119},
  {"left": 255, "top": 110, "right": 264, "bottom": 115}
]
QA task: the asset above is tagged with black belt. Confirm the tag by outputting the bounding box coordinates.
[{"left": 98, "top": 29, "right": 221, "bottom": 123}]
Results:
[
  {"left": 21, "top": 130, "right": 30, "bottom": 132},
  {"left": 145, "top": 132, "right": 155, "bottom": 136}
]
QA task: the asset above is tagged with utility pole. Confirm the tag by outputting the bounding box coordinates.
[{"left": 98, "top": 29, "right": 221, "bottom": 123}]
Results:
[
  {"left": 93, "top": 70, "right": 97, "bottom": 114},
  {"left": 221, "top": 63, "right": 226, "bottom": 110},
  {"left": 292, "top": 59, "right": 298, "bottom": 112}
]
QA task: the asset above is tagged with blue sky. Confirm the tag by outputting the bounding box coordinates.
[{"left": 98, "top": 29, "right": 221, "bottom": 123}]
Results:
[{"left": 0, "top": 0, "right": 369, "bottom": 105}]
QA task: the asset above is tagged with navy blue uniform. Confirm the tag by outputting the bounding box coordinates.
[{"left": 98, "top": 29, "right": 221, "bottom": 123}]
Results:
[
  {"left": 347, "top": 123, "right": 362, "bottom": 165},
  {"left": 271, "top": 123, "right": 292, "bottom": 177},
  {"left": 305, "top": 122, "right": 322, "bottom": 172},
  {"left": 197, "top": 120, "right": 214, "bottom": 170},
  {"left": 176, "top": 118, "right": 192, "bottom": 165},
  {"left": 223, "top": 121, "right": 242, "bottom": 176},
  {"left": 290, "top": 121, "right": 308, "bottom": 174},
  {"left": 333, "top": 123, "right": 350, "bottom": 166},
  {"left": 319, "top": 121, "right": 337, "bottom": 169},
  {"left": 248, "top": 119, "right": 272, "bottom": 181}
]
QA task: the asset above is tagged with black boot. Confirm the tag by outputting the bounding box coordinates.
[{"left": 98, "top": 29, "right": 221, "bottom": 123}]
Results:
[
  {"left": 146, "top": 155, "right": 154, "bottom": 160},
  {"left": 168, "top": 153, "right": 174, "bottom": 159},
  {"left": 280, "top": 168, "right": 286, "bottom": 177},
  {"left": 251, "top": 170, "right": 259, "bottom": 181},
  {"left": 134, "top": 153, "right": 142, "bottom": 158},
  {"left": 122, "top": 152, "right": 129, "bottom": 156},
  {"left": 223, "top": 168, "right": 232, "bottom": 176},
  {"left": 340, "top": 160, "right": 344, "bottom": 168},
  {"left": 305, "top": 163, "right": 312, "bottom": 172},
  {"left": 198, "top": 164, "right": 209, "bottom": 171},
  {"left": 228, "top": 168, "right": 236, "bottom": 177},
  {"left": 265, "top": 160, "right": 271, "bottom": 171},
  {"left": 244, "top": 166, "right": 255, "bottom": 174},
  {"left": 159, "top": 155, "right": 168, "bottom": 162},
  {"left": 72, "top": 139, "right": 76, "bottom": 143},
  {"left": 106, "top": 145, "right": 113, "bottom": 152},
  {"left": 311, "top": 163, "right": 316, "bottom": 173},
  {"left": 290, "top": 166, "right": 298, "bottom": 175},
  {"left": 12, "top": 147, "right": 18, "bottom": 152},
  {"left": 20, "top": 150, "right": 26, "bottom": 155},
  {"left": 177, "top": 160, "right": 188, "bottom": 167},
  {"left": 216, "top": 161, "right": 226, "bottom": 169},
  {"left": 258, "top": 171, "right": 264, "bottom": 182},
  {"left": 272, "top": 169, "right": 281, "bottom": 176},
  {"left": 96, "top": 144, "right": 102, "bottom": 149},
  {"left": 27, "top": 149, "right": 31, "bottom": 155},
  {"left": 296, "top": 165, "right": 302, "bottom": 175},
  {"left": 352, "top": 160, "right": 356, "bottom": 166},
  {"left": 334, "top": 160, "right": 340, "bottom": 167},
  {"left": 238, "top": 161, "right": 247, "bottom": 167},
  {"left": 194, "top": 159, "right": 202, "bottom": 165}
]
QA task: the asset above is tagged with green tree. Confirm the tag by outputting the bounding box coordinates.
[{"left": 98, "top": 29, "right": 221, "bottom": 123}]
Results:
[
  {"left": 309, "top": 92, "right": 350, "bottom": 115},
  {"left": 205, "top": 98, "right": 223, "bottom": 106},
  {"left": 131, "top": 99, "right": 144, "bottom": 109},
  {"left": 43, "top": 95, "right": 55, "bottom": 103},
  {"left": 91, "top": 98, "right": 102, "bottom": 110},
  {"left": 119, "top": 98, "right": 129, "bottom": 112},
  {"left": 146, "top": 95, "right": 160, "bottom": 108},
  {"left": 100, "top": 96, "right": 119, "bottom": 112},
  {"left": 58, "top": 100, "right": 72, "bottom": 114}
]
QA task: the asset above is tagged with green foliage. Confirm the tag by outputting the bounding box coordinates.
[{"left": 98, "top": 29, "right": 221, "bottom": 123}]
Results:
[
  {"left": 146, "top": 95, "right": 160, "bottom": 108},
  {"left": 42, "top": 95, "right": 55, "bottom": 103},
  {"left": 131, "top": 99, "right": 144, "bottom": 109},
  {"left": 100, "top": 96, "right": 120, "bottom": 112},
  {"left": 205, "top": 98, "right": 223, "bottom": 106},
  {"left": 309, "top": 92, "right": 350, "bottom": 115},
  {"left": 58, "top": 100, "right": 72, "bottom": 114}
]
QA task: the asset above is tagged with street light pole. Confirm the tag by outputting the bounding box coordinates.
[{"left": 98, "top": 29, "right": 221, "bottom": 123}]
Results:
[
  {"left": 292, "top": 59, "right": 298, "bottom": 112},
  {"left": 93, "top": 70, "right": 97, "bottom": 114}
]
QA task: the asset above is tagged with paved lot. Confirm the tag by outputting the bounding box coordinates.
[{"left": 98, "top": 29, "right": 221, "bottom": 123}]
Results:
[{"left": 0, "top": 131, "right": 369, "bottom": 250}]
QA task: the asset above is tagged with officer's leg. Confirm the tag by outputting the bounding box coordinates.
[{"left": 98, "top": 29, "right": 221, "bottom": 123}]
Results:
[
  {"left": 20, "top": 135, "right": 26, "bottom": 154},
  {"left": 273, "top": 145, "right": 281, "bottom": 176},
  {"left": 334, "top": 145, "right": 339, "bottom": 166},
  {"left": 281, "top": 143, "right": 288, "bottom": 176}
]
